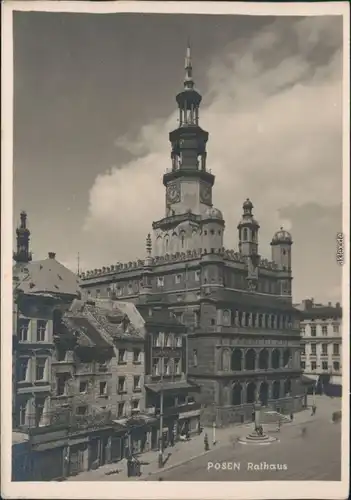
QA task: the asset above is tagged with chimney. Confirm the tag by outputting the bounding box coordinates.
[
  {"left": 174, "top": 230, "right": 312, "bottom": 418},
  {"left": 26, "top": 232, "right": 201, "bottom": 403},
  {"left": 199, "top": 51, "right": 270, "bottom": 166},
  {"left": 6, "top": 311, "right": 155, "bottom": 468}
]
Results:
[
  {"left": 328, "top": 302, "right": 332, "bottom": 307},
  {"left": 336, "top": 302, "right": 341, "bottom": 308},
  {"left": 48, "top": 252, "right": 56, "bottom": 259}
]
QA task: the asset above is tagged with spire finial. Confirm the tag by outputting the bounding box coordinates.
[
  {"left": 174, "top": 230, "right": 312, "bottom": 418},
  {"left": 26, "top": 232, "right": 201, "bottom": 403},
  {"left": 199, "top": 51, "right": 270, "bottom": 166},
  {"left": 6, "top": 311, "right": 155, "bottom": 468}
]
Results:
[
  {"left": 146, "top": 233, "right": 152, "bottom": 256},
  {"left": 184, "top": 41, "right": 194, "bottom": 89},
  {"left": 13, "top": 210, "right": 32, "bottom": 263}
]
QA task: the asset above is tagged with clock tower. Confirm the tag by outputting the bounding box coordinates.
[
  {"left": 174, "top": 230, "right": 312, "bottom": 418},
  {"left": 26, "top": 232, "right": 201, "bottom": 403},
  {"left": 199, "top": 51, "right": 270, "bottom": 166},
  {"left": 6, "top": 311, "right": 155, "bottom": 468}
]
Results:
[{"left": 152, "top": 45, "right": 224, "bottom": 257}]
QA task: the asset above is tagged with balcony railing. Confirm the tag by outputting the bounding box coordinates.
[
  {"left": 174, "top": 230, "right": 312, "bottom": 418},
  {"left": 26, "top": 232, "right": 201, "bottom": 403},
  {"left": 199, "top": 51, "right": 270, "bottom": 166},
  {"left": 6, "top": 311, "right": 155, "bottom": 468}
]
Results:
[{"left": 15, "top": 409, "right": 113, "bottom": 434}]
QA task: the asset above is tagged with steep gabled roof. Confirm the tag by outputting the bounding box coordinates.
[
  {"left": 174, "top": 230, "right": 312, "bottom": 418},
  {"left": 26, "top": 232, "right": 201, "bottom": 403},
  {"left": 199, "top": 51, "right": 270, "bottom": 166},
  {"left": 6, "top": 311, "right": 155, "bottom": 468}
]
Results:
[
  {"left": 13, "top": 255, "right": 81, "bottom": 297},
  {"left": 65, "top": 298, "right": 146, "bottom": 344}
]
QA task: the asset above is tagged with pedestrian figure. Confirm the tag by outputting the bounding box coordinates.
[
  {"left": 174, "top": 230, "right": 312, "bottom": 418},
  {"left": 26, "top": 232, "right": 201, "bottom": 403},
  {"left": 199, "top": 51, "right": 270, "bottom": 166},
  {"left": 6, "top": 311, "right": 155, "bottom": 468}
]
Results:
[
  {"left": 290, "top": 412, "right": 294, "bottom": 421},
  {"left": 311, "top": 404, "right": 316, "bottom": 416},
  {"left": 204, "top": 433, "right": 209, "bottom": 451},
  {"left": 301, "top": 426, "right": 307, "bottom": 437},
  {"left": 276, "top": 419, "right": 281, "bottom": 433}
]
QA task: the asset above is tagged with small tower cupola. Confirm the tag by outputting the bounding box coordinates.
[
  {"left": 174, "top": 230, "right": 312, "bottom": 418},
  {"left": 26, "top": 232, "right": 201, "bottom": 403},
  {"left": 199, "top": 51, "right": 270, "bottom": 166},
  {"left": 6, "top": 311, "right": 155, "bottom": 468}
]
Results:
[
  {"left": 13, "top": 210, "right": 32, "bottom": 264},
  {"left": 175, "top": 44, "right": 202, "bottom": 127},
  {"left": 270, "top": 227, "right": 293, "bottom": 271},
  {"left": 237, "top": 199, "right": 260, "bottom": 257}
]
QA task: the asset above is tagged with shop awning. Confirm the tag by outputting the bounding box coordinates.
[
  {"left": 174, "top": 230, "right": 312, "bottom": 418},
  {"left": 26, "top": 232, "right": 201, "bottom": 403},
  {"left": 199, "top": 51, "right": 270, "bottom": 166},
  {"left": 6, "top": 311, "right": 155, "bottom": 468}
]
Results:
[
  {"left": 145, "top": 381, "right": 198, "bottom": 393},
  {"left": 301, "top": 375, "right": 316, "bottom": 385},
  {"left": 178, "top": 409, "right": 201, "bottom": 419}
]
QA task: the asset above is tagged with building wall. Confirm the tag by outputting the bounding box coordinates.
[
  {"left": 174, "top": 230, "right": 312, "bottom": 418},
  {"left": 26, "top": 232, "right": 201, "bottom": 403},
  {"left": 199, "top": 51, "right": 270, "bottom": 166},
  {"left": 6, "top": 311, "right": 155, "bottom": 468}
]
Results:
[
  {"left": 300, "top": 316, "right": 342, "bottom": 384},
  {"left": 14, "top": 296, "right": 56, "bottom": 429}
]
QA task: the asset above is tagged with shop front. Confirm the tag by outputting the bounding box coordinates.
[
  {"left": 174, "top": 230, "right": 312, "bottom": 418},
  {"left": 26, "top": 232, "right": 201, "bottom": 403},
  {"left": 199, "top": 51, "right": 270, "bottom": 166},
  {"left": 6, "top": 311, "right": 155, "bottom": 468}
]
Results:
[{"left": 178, "top": 408, "right": 201, "bottom": 437}]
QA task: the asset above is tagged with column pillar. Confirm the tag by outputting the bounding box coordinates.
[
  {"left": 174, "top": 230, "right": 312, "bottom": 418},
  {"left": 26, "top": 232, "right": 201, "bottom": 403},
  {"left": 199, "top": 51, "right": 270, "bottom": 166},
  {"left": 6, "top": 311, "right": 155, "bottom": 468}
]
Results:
[
  {"left": 106, "top": 436, "right": 112, "bottom": 464},
  {"left": 254, "top": 349, "right": 259, "bottom": 370},
  {"left": 248, "top": 313, "right": 253, "bottom": 327},
  {"left": 234, "top": 310, "right": 239, "bottom": 326},
  {"left": 268, "top": 349, "right": 272, "bottom": 369}
]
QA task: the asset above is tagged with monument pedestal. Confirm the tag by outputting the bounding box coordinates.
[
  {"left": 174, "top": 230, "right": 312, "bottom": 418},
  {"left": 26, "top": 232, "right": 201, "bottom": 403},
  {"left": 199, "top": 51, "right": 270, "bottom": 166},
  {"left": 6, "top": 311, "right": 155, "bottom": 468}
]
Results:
[{"left": 238, "top": 401, "right": 278, "bottom": 445}]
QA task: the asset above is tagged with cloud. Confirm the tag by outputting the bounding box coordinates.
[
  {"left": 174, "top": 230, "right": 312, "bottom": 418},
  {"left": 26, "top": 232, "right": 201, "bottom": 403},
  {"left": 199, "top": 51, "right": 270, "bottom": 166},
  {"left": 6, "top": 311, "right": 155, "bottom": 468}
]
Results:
[{"left": 83, "top": 16, "right": 343, "bottom": 301}]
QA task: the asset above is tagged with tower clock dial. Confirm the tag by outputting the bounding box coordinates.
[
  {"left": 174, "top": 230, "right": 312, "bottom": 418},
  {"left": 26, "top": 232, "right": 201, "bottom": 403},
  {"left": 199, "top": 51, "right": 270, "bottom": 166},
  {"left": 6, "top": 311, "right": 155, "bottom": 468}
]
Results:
[
  {"left": 200, "top": 184, "right": 212, "bottom": 204},
  {"left": 166, "top": 182, "right": 181, "bottom": 204}
]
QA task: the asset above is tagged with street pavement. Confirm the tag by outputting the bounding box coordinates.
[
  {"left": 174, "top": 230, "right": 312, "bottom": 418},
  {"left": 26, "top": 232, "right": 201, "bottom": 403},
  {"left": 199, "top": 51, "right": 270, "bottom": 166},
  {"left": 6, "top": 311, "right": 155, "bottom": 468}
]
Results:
[
  {"left": 67, "top": 395, "right": 342, "bottom": 482},
  {"left": 146, "top": 416, "right": 341, "bottom": 481}
]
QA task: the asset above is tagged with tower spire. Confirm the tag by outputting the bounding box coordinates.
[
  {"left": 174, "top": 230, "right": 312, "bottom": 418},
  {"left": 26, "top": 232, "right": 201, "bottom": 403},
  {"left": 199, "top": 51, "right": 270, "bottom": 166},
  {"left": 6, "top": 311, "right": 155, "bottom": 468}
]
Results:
[
  {"left": 184, "top": 41, "right": 194, "bottom": 89},
  {"left": 13, "top": 210, "right": 32, "bottom": 264}
]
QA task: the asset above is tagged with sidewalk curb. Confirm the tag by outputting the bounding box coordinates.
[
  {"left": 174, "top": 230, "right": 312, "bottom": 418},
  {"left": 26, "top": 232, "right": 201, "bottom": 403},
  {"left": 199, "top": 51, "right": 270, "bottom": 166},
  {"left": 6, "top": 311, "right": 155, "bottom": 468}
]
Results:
[{"left": 138, "top": 450, "right": 212, "bottom": 480}]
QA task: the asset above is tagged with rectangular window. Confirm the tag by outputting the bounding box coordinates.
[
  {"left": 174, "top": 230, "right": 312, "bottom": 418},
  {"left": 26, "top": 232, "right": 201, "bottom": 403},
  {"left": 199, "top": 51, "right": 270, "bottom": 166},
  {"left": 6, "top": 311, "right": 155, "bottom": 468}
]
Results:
[
  {"left": 333, "top": 324, "right": 339, "bottom": 333},
  {"left": 322, "top": 325, "right": 328, "bottom": 336},
  {"left": 18, "top": 319, "right": 29, "bottom": 342},
  {"left": 310, "top": 326, "right": 316, "bottom": 337},
  {"left": 19, "top": 359, "right": 28, "bottom": 381},
  {"left": 311, "top": 344, "right": 316, "bottom": 355},
  {"left": 174, "top": 358, "right": 181, "bottom": 375},
  {"left": 300, "top": 326, "right": 305, "bottom": 335},
  {"left": 152, "top": 358, "right": 160, "bottom": 376},
  {"left": 195, "top": 270, "right": 200, "bottom": 282},
  {"left": 322, "top": 361, "right": 328, "bottom": 370},
  {"left": 132, "top": 400, "right": 139, "bottom": 411},
  {"left": 133, "top": 375, "right": 141, "bottom": 391},
  {"left": 79, "top": 381, "right": 87, "bottom": 393},
  {"left": 56, "top": 375, "right": 66, "bottom": 396},
  {"left": 301, "top": 346, "right": 305, "bottom": 356},
  {"left": 36, "top": 320, "right": 46, "bottom": 342},
  {"left": 106, "top": 287, "right": 111, "bottom": 297},
  {"left": 133, "top": 349, "right": 141, "bottom": 364},
  {"left": 193, "top": 349, "right": 198, "bottom": 367},
  {"left": 99, "top": 381, "right": 107, "bottom": 396},
  {"left": 175, "top": 274, "right": 182, "bottom": 284},
  {"left": 117, "top": 402, "right": 125, "bottom": 418},
  {"left": 35, "top": 399, "right": 45, "bottom": 426},
  {"left": 311, "top": 361, "right": 317, "bottom": 370},
  {"left": 333, "top": 343, "right": 340, "bottom": 355},
  {"left": 176, "top": 335, "right": 182, "bottom": 347},
  {"left": 333, "top": 361, "right": 340, "bottom": 371},
  {"left": 157, "top": 277, "right": 164, "bottom": 288},
  {"left": 321, "top": 343, "right": 328, "bottom": 355},
  {"left": 118, "top": 349, "right": 126, "bottom": 364},
  {"left": 300, "top": 361, "right": 305, "bottom": 369},
  {"left": 117, "top": 377, "right": 126, "bottom": 394},
  {"left": 98, "top": 362, "right": 108, "bottom": 372},
  {"left": 96, "top": 289, "right": 101, "bottom": 298},
  {"left": 163, "top": 358, "right": 170, "bottom": 375},
  {"left": 35, "top": 358, "right": 46, "bottom": 381},
  {"left": 165, "top": 334, "right": 172, "bottom": 347},
  {"left": 77, "top": 406, "right": 87, "bottom": 416},
  {"left": 19, "top": 404, "right": 26, "bottom": 426},
  {"left": 156, "top": 332, "right": 164, "bottom": 347}
]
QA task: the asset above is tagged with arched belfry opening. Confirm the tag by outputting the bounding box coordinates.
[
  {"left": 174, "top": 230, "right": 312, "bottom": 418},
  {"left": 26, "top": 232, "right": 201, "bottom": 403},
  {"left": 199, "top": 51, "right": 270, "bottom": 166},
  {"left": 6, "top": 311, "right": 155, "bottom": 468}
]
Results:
[{"left": 245, "top": 349, "right": 256, "bottom": 371}]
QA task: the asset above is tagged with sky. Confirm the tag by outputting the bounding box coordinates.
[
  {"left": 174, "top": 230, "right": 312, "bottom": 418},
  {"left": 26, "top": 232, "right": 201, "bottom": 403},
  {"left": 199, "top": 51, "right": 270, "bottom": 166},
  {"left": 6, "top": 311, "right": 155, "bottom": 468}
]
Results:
[{"left": 13, "top": 11, "right": 343, "bottom": 304}]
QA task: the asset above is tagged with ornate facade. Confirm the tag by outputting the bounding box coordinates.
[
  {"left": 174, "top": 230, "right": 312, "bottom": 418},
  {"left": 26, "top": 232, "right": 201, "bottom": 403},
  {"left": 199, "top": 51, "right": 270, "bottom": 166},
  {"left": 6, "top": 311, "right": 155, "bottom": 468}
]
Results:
[{"left": 79, "top": 46, "right": 304, "bottom": 426}]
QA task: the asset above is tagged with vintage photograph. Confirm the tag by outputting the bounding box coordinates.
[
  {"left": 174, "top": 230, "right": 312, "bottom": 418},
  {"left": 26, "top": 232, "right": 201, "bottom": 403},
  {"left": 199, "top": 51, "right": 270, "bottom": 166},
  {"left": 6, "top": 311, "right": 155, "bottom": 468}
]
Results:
[{"left": 1, "top": 1, "right": 349, "bottom": 499}]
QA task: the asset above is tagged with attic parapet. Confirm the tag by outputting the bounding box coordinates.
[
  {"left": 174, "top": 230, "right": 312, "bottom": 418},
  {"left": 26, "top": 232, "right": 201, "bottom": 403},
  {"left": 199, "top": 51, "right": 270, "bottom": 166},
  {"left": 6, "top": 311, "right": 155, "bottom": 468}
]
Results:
[
  {"left": 80, "top": 247, "right": 228, "bottom": 280},
  {"left": 78, "top": 245, "right": 286, "bottom": 281}
]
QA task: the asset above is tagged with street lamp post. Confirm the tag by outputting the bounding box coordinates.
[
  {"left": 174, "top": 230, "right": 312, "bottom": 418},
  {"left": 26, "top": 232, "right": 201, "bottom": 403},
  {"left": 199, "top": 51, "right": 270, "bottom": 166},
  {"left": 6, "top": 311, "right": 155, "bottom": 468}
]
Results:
[
  {"left": 158, "top": 350, "right": 165, "bottom": 468},
  {"left": 158, "top": 385, "right": 164, "bottom": 468}
]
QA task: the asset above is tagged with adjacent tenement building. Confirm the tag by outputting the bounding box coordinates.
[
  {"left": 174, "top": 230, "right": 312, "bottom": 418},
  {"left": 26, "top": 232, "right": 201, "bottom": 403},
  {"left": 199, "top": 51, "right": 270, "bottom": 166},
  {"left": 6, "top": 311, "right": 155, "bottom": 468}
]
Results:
[
  {"left": 296, "top": 299, "right": 342, "bottom": 397},
  {"left": 78, "top": 47, "right": 304, "bottom": 426}
]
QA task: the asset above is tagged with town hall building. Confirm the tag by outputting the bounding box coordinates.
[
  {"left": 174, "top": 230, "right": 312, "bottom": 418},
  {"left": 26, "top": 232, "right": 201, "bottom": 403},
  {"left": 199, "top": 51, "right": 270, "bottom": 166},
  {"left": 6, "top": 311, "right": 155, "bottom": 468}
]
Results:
[{"left": 79, "top": 46, "right": 305, "bottom": 426}]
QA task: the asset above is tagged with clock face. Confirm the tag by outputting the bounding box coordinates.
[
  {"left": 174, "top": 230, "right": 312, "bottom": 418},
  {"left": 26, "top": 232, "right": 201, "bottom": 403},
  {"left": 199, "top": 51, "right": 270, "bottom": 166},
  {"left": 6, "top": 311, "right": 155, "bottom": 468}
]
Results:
[
  {"left": 166, "top": 183, "right": 180, "bottom": 204},
  {"left": 200, "top": 184, "right": 212, "bottom": 204}
]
